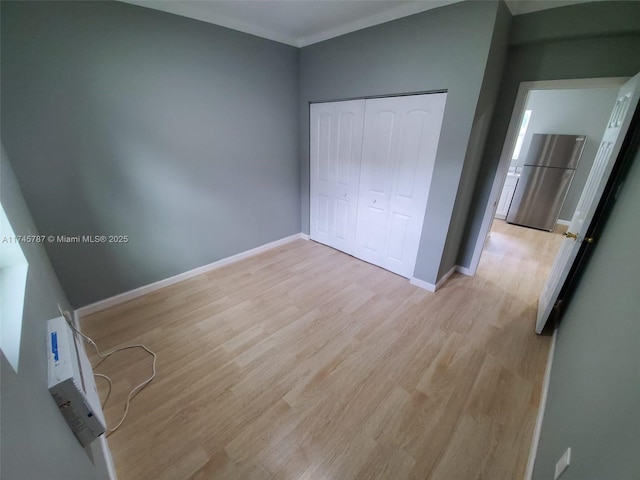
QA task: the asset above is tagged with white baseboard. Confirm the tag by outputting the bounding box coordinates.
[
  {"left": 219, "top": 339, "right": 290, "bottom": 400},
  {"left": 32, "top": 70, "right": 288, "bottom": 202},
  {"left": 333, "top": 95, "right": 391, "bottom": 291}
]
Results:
[
  {"left": 436, "top": 265, "right": 457, "bottom": 289},
  {"left": 410, "top": 277, "right": 436, "bottom": 292},
  {"left": 96, "top": 436, "right": 118, "bottom": 480},
  {"left": 525, "top": 327, "right": 558, "bottom": 480},
  {"left": 556, "top": 219, "right": 570, "bottom": 226},
  {"left": 455, "top": 265, "right": 474, "bottom": 276},
  {"left": 76, "top": 233, "right": 306, "bottom": 318},
  {"left": 411, "top": 265, "right": 458, "bottom": 293}
]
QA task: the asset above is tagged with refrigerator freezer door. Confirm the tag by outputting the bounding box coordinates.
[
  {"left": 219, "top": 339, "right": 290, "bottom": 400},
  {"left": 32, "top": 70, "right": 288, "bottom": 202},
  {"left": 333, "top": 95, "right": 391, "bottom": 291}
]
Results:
[
  {"left": 524, "top": 134, "right": 586, "bottom": 169},
  {"left": 506, "top": 166, "right": 575, "bottom": 231}
]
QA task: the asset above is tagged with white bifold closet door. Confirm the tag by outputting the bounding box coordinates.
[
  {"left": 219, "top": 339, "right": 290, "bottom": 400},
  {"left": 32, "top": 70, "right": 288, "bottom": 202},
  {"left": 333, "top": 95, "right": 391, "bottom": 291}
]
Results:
[
  {"left": 310, "top": 93, "right": 447, "bottom": 278},
  {"left": 354, "top": 94, "right": 446, "bottom": 277}
]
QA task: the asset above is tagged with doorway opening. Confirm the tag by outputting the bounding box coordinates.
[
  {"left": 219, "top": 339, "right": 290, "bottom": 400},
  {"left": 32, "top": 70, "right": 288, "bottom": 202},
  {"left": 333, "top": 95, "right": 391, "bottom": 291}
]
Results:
[{"left": 469, "top": 77, "right": 629, "bottom": 282}]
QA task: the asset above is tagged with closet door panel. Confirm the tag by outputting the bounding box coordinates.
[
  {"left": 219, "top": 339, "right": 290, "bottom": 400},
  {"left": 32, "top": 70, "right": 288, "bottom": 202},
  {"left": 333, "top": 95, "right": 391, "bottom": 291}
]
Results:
[
  {"left": 395, "top": 110, "right": 427, "bottom": 197},
  {"left": 355, "top": 93, "right": 447, "bottom": 278},
  {"left": 362, "top": 204, "right": 386, "bottom": 254},
  {"left": 370, "top": 111, "right": 396, "bottom": 194},
  {"left": 334, "top": 198, "right": 349, "bottom": 240},
  {"left": 355, "top": 106, "right": 398, "bottom": 266},
  {"left": 310, "top": 100, "right": 365, "bottom": 254},
  {"left": 387, "top": 212, "right": 411, "bottom": 262},
  {"left": 316, "top": 194, "right": 330, "bottom": 234}
]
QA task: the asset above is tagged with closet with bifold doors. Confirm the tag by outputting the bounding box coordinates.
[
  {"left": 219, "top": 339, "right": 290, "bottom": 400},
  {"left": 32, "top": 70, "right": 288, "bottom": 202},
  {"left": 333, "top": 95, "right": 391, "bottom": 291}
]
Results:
[{"left": 310, "top": 92, "right": 447, "bottom": 279}]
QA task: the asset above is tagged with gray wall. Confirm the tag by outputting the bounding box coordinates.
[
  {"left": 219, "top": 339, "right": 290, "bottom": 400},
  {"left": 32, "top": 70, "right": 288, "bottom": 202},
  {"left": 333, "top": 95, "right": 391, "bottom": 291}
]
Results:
[
  {"left": 1, "top": 1, "right": 300, "bottom": 308},
  {"left": 514, "top": 87, "right": 619, "bottom": 221},
  {"left": 1, "top": 145, "right": 109, "bottom": 479},
  {"left": 300, "top": 0, "right": 502, "bottom": 285},
  {"left": 531, "top": 129, "right": 640, "bottom": 480},
  {"left": 458, "top": 1, "right": 640, "bottom": 268},
  {"left": 437, "top": 0, "right": 511, "bottom": 279}
]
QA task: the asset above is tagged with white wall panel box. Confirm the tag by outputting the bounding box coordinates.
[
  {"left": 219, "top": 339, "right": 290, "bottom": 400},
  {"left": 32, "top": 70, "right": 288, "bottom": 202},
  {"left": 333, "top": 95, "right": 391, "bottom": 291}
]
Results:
[{"left": 47, "top": 316, "right": 105, "bottom": 447}]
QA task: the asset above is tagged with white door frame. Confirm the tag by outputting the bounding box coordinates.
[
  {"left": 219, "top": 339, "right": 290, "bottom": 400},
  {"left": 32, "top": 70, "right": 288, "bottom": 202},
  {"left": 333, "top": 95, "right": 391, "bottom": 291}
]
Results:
[{"left": 466, "top": 77, "right": 629, "bottom": 277}]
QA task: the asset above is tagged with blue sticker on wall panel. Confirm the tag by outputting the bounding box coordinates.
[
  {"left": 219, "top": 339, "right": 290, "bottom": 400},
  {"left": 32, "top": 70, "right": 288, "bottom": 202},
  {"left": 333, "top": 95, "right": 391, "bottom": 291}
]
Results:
[{"left": 51, "top": 332, "right": 59, "bottom": 362}]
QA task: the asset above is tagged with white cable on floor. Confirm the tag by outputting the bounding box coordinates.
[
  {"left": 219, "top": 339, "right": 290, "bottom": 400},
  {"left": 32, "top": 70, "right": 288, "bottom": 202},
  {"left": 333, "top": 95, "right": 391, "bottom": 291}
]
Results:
[
  {"left": 93, "top": 373, "right": 113, "bottom": 408},
  {"left": 57, "top": 304, "right": 157, "bottom": 435}
]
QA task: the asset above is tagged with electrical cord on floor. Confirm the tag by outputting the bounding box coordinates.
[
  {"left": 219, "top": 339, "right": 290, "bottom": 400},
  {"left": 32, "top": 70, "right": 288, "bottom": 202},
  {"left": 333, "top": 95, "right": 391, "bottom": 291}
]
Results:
[
  {"left": 57, "top": 304, "right": 157, "bottom": 436},
  {"left": 93, "top": 373, "right": 113, "bottom": 409}
]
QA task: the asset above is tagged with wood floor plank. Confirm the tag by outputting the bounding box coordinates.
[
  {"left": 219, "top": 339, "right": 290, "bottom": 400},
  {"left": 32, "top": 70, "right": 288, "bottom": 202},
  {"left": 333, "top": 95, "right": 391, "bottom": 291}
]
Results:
[{"left": 81, "top": 221, "right": 563, "bottom": 479}]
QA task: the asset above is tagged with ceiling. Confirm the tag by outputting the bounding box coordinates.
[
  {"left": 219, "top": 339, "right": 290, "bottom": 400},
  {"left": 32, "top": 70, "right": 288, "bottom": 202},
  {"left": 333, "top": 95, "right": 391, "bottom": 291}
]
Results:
[{"left": 119, "top": 0, "right": 607, "bottom": 47}]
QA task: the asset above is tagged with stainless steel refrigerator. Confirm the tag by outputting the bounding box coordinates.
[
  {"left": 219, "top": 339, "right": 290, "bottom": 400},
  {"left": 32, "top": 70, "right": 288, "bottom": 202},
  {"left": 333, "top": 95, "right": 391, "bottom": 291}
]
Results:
[{"left": 506, "top": 133, "right": 586, "bottom": 231}]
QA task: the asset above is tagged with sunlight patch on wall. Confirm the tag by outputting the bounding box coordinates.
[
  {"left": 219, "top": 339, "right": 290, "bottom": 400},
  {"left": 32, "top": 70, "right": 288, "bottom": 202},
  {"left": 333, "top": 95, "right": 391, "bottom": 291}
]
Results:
[
  {"left": 0, "top": 203, "right": 29, "bottom": 372},
  {"left": 512, "top": 109, "right": 532, "bottom": 160}
]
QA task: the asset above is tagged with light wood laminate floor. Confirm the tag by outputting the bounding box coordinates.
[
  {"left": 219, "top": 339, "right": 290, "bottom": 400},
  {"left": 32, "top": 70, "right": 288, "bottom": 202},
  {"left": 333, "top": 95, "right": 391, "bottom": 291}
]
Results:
[{"left": 82, "top": 221, "right": 564, "bottom": 480}]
